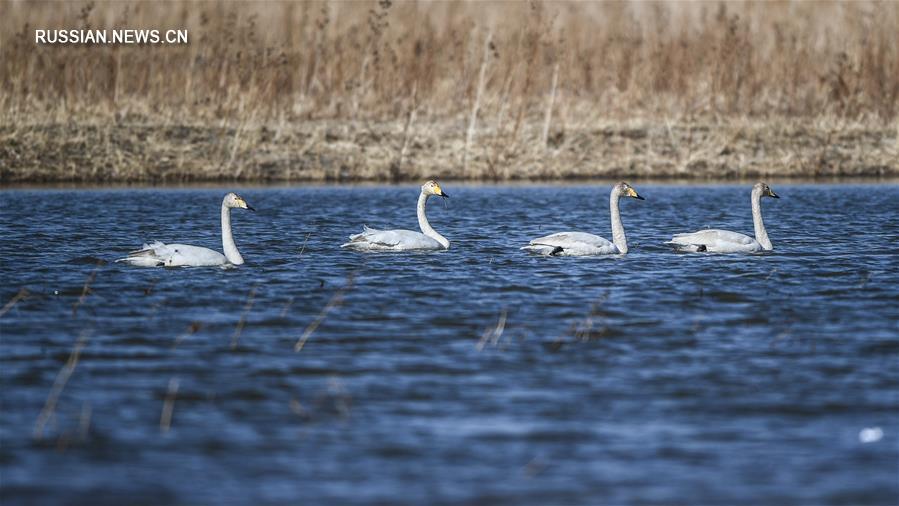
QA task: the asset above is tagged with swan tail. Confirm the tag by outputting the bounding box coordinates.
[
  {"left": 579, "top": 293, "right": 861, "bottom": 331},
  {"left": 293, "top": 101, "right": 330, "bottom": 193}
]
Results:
[
  {"left": 341, "top": 233, "right": 367, "bottom": 248},
  {"left": 115, "top": 255, "right": 165, "bottom": 267},
  {"left": 127, "top": 241, "right": 165, "bottom": 254},
  {"left": 341, "top": 225, "right": 379, "bottom": 248},
  {"left": 116, "top": 241, "right": 166, "bottom": 266}
]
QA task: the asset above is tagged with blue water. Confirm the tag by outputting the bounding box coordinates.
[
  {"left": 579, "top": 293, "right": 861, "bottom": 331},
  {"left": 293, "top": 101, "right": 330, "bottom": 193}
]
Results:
[{"left": 1, "top": 183, "right": 897, "bottom": 505}]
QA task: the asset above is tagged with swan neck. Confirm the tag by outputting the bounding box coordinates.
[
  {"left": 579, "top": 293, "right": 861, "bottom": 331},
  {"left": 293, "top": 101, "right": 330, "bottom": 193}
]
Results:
[
  {"left": 221, "top": 202, "right": 244, "bottom": 265},
  {"left": 610, "top": 188, "right": 627, "bottom": 254},
  {"left": 417, "top": 192, "right": 449, "bottom": 249},
  {"left": 751, "top": 190, "right": 772, "bottom": 251}
]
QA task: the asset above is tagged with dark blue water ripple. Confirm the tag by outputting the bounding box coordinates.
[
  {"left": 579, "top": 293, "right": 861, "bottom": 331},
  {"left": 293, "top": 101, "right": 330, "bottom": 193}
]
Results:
[{"left": 1, "top": 183, "right": 897, "bottom": 505}]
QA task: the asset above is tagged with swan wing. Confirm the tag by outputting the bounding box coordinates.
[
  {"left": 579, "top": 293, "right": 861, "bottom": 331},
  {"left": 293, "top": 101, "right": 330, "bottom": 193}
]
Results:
[
  {"left": 522, "top": 232, "right": 618, "bottom": 256},
  {"left": 342, "top": 227, "right": 444, "bottom": 251},
  {"left": 117, "top": 242, "right": 227, "bottom": 267},
  {"left": 116, "top": 241, "right": 170, "bottom": 267},
  {"left": 668, "top": 229, "right": 761, "bottom": 253}
]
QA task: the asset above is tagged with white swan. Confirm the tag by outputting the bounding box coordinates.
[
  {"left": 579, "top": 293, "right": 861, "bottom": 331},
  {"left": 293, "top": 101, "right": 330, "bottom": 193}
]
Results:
[
  {"left": 117, "top": 192, "right": 255, "bottom": 267},
  {"left": 522, "top": 182, "right": 644, "bottom": 256},
  {"left": 342, "top": 180, "right": 450, "bottom": 251},
  {"left": 668, "top": 182, "right": 779, "bottom": 253}
]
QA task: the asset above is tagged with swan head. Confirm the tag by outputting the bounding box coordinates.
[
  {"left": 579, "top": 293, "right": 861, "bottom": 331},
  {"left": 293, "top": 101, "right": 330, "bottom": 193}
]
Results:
[
  {"left": 422, "top": 180, "right": 449, "bottom": 199},
  {"left": 615, "top": 182, "right": 644, "bottom": 200},
  {"left": 753, "top": 182, "right": 779, "bottom": 199},
  {"left": 224, "top": 192, "right": 256, "bottom": 211}
]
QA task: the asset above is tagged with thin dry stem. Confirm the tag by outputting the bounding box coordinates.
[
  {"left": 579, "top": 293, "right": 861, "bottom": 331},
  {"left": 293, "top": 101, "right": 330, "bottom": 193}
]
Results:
[
  {"left": 476, "top": 309, "right": 508, "bottom": 351},
  {"left": 463, "top": 31, "right": 493, "bottom": 177},
  {"left": 34, "top": 332, "right": 89, "bottom": 440},
  {"left": 72, "top": 267, "right": 100, "bottom": 316},
  {"left": 294, "top": 273, "right": 356, "bottom": 352},
  {"left": 230, "top": 285, "right": 258, "bottom": 349},
  {"left": 159, "top": 377, "right": 180, "bottom": 433},
  {"left": 0, "top": 287, "right": 29, "bottom": 318}
]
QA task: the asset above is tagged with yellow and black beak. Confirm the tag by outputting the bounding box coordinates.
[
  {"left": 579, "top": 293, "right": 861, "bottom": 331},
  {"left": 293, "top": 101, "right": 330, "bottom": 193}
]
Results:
[
  {"left": 768, "top": 189, "right": 779, "bottom": 199},
  {"left": 626, "top": 187, "right": 645, "bottom": 200},
  {"left": 246, "top": 203, "right": 257, "bottom": 211},
  {"left": 434, "top": 184, "right": 449, "bottom": 198}
]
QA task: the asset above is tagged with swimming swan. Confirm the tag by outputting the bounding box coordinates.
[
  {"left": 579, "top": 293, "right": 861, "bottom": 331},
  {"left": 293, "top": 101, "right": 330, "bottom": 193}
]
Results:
[
  {"left": 341, "top": 180, "right": 450, "bottom": 251},
  {"left": 667, "top": 182, "right": 779, "bottom": 253},
  {"left": 522, "top": 182, "right": 644, "bottom": 256},
  {"left": 116, "top": 192, "right": 255, "bottom": 267}
]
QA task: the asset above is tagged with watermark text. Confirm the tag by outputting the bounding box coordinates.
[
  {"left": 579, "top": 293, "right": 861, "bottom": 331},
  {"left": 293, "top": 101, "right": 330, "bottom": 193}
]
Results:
[{"left": 35, "top": 29, "right": 188, "bottom": 45}]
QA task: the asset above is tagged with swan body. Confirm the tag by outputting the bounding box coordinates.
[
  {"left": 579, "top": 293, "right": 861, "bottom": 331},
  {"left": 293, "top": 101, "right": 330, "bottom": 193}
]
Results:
[
  {"left": 117, "top": 192, "right": 255, "bottom": 267},
  {"left": 668, "top": 230, "right": 762, "bottom": 253},
  {"left": 345, "top": 226, "right": 445, "bottom": 251},
  {"left": 522, "top": 182, "right": 644, "bottom": 256},
  {"left": 121, "top": 242, "right": 229, "bottom": 267},
  {"left": 668, "top": 182, "right": 778, "bottom": 253},
  {"left": 342, "top": 180, "right": 450, "bottom": 251},
  {"left": 522, "top": 232, "right": 619, "bottom": 256}
]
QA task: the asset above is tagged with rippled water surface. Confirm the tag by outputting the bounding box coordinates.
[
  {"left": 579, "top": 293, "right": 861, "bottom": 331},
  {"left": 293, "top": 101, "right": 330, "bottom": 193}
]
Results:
[{"left": 1, "top": 183, "right": 897, "bottom": 505}]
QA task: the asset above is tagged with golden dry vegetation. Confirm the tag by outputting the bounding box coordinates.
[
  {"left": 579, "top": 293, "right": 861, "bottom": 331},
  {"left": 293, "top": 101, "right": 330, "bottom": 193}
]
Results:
[{"left": 1, "top": 0, "right": 897, "bottom": 183}]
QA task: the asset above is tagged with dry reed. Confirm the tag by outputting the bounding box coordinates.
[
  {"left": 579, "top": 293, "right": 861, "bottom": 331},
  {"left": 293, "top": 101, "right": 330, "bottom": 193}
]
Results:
[
  {"left": 294, "top": 273, "right": 355, "bottom": 352},
  {"left": 0, "top": 287, "right": 29, "bottom": 318},
  {"left": 34, "top": 332, "right": 89, "bottom": 440},
  {"left": 1, "top": 1, "right": 897, "bottom": 182},
  {"left": 159, "top": 377, "right": 180, "bottom": 433},
  {"left": 476, "top": 309, "right": 508, "bottom": 351},
  {"left": 71, "top": 266, "right": 99, "bottom": 316},
  {"left": 172, "top": 321, "right": 202, "bottom": 348},
  {"left": 230, "top": 284, "right": 257, "bottom": 349}
]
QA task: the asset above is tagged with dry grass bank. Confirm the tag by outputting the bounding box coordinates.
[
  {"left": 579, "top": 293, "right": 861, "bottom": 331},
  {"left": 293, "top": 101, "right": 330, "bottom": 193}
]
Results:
[
  {"left": 3, "top": 116, "right": 894, "bottom": 183},
  {"left": 1, "top": 1, "right": 897, "bottom": 182}
]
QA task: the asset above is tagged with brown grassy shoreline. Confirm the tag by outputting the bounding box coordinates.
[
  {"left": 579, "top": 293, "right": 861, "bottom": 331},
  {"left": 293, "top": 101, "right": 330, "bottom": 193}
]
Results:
[
  {"left": 1, "top": 1, "right": 897, "bottom": 183},
  {"left": 1, "top": 116, "right": 896, "bottom": 184}
]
